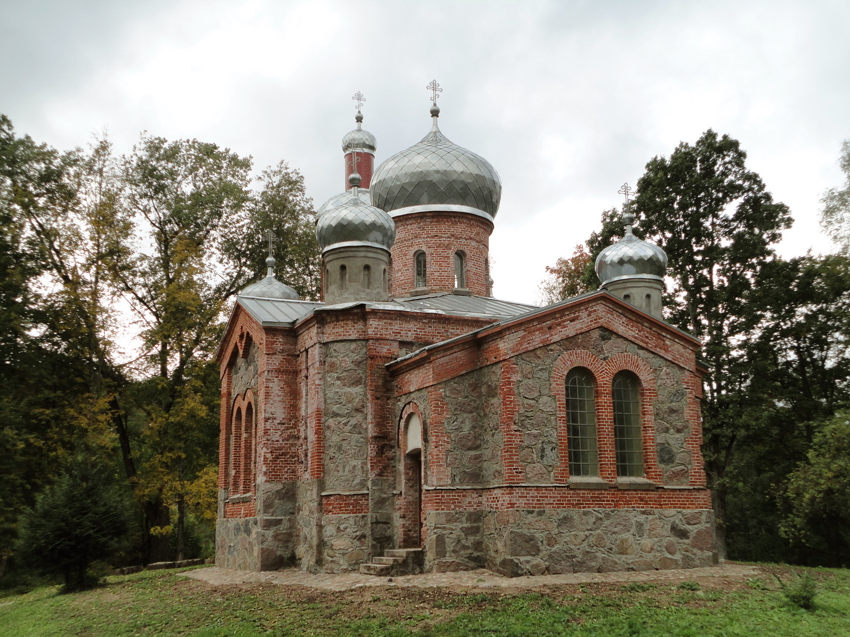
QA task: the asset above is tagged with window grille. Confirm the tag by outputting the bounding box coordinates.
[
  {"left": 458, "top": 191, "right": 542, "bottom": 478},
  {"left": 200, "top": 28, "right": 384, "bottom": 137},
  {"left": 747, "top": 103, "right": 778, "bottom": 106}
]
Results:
[
  {"left": 566, "top": 368, "right": 598, "bottom": 476},
  {"left": 613, "top": 371, "right": 643, "bottom": 477}
]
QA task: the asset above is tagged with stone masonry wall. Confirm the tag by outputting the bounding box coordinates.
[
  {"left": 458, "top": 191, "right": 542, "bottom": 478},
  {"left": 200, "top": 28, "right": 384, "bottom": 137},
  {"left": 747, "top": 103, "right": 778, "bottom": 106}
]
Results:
[
  {"left": 216, "top": 489, "right": 260, "bottom": 570},
  {"left": 322, "top": 341, "right": 369, "bottom": 492},
  {"left": 321, "top": 513, "right": 370, "bottom": 572},
  {"left": 484, "top": 508, "right": 716, "bottom": 576}
]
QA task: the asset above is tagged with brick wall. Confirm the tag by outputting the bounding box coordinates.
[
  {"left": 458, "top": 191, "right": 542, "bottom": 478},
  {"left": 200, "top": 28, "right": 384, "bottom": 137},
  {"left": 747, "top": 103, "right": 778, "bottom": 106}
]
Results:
[{"left": 390, "top": 211, "right": 493, "bottom": 296}]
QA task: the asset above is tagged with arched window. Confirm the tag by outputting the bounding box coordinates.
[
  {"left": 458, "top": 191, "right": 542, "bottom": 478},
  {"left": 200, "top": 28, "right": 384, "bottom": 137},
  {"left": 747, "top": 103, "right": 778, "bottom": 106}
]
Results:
[
  {"left": 362, "top": 264, "right": 371, "bottom": 289},
  {"left": 612, "top": 371, "right": 643, "bottom": 477},
  {"left": 339, "top": 264, "right": 347, "bottom": 290},
  {"left": 454, "top": 251, "right": 466, "bottom": 289},
  {"left": 231, "top": 407, "right": 242, "bottom": 493},
  {"left": 383, "top": 267, "right": 388, "bottom": 292},
  {"left": 242, "top": 402, "right": 255, "bottom": 493},
  {"left": 565, "top": 368, "right": 598, "bottom": 476},
  {"left": 414, "top": 251, "right": 427, "bottom": 288}
]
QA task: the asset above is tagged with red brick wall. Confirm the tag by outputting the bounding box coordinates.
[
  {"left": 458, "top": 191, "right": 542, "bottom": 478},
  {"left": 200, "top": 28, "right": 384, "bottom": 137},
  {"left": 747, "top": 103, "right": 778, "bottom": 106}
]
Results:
[
  {"left": 345, "top": 151, "right": 374, "bottom": 190},
  {"left": 390, "top": 212, "right": 494, "bottom": 297}
]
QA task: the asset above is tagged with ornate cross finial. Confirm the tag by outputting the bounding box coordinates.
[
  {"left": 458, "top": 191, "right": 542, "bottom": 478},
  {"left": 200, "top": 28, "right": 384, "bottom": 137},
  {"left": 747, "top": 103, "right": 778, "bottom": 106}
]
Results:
[
  {"left": 426, "top": 79, "right": 442, "bottom": 105},
  {"left": 266, "top": 229, "right": 274, "bottom": 258},
  {"left": 618, "top": 182, "right": 633, "bottom": 207},
  {"left": 617, "top": 183, "right": 636, "bottom": 235},
  {"left": 352, "top": 90, "right": 366, "bottom": 112}
]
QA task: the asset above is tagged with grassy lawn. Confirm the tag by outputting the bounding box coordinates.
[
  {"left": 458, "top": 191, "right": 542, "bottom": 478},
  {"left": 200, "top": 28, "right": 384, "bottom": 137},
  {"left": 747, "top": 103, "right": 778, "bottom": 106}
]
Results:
[{"left": 1, "top": 564, "right": 848, "bottom": 636}]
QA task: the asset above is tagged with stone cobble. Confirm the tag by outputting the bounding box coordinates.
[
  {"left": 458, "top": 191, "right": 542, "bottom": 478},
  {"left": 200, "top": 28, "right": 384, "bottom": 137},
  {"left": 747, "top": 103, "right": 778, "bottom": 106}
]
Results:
[{"left": 182, "top": 562, "right": 759, "bottom": 592}]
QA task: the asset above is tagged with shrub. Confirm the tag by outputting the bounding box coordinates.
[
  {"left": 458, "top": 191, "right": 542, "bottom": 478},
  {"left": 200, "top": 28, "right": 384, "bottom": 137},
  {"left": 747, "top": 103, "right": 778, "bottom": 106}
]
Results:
[{"left": 775, "top": 571, "right": 817, "bottom": 610}]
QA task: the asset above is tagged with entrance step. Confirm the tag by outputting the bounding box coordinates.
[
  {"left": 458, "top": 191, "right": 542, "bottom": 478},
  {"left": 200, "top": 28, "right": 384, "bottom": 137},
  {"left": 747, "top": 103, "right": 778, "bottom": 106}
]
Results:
[{"left": 359, "top": 547, "right": 424, "bottom": 576}]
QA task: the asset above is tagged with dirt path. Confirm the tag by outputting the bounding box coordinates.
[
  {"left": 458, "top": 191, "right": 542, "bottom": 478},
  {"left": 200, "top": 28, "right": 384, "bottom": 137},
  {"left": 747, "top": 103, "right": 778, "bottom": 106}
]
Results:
[{"left": 182, "top": 562, "right": 760, "bottom": 593}]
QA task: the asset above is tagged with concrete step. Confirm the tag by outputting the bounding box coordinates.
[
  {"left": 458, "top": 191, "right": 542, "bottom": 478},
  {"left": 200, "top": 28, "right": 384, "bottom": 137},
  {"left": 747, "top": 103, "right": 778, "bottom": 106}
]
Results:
[
  {"left": 384, "top": 548, "right": 423, "bottom": 559},
  {"left": 359, "top": 562, "right": 393, "bottom": 576},
  {"left": 373, "top": 556, "right": 405, "bottom": 566}
]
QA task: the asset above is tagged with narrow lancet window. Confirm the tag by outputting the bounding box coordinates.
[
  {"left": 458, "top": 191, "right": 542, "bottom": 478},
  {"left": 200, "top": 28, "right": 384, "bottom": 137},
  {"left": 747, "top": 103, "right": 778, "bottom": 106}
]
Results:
[
  {"left": 454, "top": 251, "right": 466, "bottom": 288},
  {"left": 612, "top": 371, "right": 644, "bottom": 477},
  {"left": 363, "top": 264, "right": 371, "bottom": 289},
  {"left": 565, "top": 368, "right": 598, "bottom": 476},
  {"left": 339, "top": 264, "right": 347, "bottom": 290},
  {"left": 414, "top": 251, "right": 426, "bottom": 288}
]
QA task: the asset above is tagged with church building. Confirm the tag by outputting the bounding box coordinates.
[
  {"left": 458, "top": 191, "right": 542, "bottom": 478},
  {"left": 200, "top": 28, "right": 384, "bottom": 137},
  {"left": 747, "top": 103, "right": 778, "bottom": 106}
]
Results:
[{"left": 215, "top": 86, "right": 717, "bottom": 576}]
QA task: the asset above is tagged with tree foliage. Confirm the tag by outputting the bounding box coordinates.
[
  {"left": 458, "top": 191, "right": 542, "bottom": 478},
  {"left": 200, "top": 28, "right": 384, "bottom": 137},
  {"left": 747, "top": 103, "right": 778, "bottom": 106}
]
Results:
[
  {"left": 821, "top": 140, "right": 850, "bottom": 255},
  {"left": 16, "top": 452, "right": 130, "bottom": 591},
  {"left": 0, "top": 115, "right": 319, "bottom": 569},
  {"left": 781, "top": 410, "right": 850, "bottom": 566},
  {"left": 539, "top": 244, "right": 594, "bottom": 304}
]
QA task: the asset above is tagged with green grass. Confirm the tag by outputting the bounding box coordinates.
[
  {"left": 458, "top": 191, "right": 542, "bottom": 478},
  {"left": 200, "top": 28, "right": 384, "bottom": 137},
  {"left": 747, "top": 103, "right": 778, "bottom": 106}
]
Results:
[{"left": 1, "top": 565, "right": 849, "bottom": 636}]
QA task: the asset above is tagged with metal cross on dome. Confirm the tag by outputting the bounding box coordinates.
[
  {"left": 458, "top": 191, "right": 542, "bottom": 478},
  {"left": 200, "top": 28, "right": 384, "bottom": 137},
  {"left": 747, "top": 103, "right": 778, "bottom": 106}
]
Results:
[
  {"left": 352, "top": 90, "right": 366, "bottom": 112},
  {"left": 426, "top": 79, "right": 442, "bottom": 104},
  {"left": 266, "top": 229, "right": 275, "bottom": 259},
  {"left": 618, "top": 182, "right": 634, "bottom": 207}
]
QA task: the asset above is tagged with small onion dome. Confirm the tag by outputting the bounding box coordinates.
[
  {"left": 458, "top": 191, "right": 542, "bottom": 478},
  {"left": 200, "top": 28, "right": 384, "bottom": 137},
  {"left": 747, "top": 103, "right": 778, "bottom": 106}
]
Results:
[
  {"left": 595, "top": 211, "right": 668, "bottom": 286},
  {"left": 316, "top": 173, "right": 396, "bottom": 253},
  {"left": 317, "top": 187, "right": 371, "bottom": 217},
  {"left": 240, "top": 256, "right": 300, "bottom": 300},
  {"left": 370, "top": 104, "right": 501, "bottom": 220},
  {"left": 342, "top": 111, "right": 376, "bottom": 153}
]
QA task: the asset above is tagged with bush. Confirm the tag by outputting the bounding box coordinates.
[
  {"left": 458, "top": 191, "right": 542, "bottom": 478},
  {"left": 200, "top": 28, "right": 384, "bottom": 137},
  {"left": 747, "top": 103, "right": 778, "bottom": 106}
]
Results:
[
  {"left": 776, "top": 571, "right": 817, "bottom": 610},
  {"left": 15, "top": 454, "right": 130, "bottom": 592}
]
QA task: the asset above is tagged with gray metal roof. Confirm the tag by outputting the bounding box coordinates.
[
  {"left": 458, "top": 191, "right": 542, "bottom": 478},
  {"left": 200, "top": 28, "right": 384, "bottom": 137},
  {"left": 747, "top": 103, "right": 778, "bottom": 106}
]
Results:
[
  {"left": 236, "top": 296, "right": 322, "bottom": 327},
  {"left": 395, "top": 293, "right": 538, "bottom": 319}
]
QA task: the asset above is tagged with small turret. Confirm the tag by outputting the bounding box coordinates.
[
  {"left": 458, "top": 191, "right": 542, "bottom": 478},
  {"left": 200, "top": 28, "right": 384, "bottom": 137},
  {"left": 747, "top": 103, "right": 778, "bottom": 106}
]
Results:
[{"left": 595, "top": 183, "right": 667, "bottom": 319}]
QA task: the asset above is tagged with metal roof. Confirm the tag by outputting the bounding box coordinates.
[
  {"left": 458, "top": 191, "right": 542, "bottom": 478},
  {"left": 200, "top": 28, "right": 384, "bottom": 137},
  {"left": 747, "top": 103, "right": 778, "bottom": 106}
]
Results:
[
  {"left": 236, "top": 296, "right": 322, "bottom": 327},
  {"left": 396, "top": 293, "right": 538, "bottom": 319}
]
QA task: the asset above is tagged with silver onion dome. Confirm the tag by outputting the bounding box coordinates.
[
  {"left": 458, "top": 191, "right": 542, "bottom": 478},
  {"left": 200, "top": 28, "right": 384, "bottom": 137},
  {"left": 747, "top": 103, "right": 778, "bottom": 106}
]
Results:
[
  {"left": 595, "top": 209, "right": 667, "bottom": 285},
  {"left": 317, "top": 187, "right": 371, "bottom": 216},
  {"left": 342, "top": 111, "right": 376, "bottom": 153},
  {"left": 370, "top": 104, "right": 501, "bottom": 219},
  {"left": 316, "top": 174, "right": 396, "bottom": 253},
  {"left": 240, "top": 256, "right": 300, "bottom": 300}
]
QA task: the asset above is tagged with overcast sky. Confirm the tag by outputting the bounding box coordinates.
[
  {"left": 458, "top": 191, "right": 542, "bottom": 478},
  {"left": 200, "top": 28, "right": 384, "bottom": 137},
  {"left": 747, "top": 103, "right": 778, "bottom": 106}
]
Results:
[{"left": 2, "top": 0, "right": 848, "bottom": 304}]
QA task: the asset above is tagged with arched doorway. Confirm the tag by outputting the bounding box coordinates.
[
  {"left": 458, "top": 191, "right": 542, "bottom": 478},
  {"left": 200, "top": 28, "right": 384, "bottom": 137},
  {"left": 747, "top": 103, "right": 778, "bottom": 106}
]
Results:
[{"left": 401, "top": 412, "right": 423, "bottom": 548}]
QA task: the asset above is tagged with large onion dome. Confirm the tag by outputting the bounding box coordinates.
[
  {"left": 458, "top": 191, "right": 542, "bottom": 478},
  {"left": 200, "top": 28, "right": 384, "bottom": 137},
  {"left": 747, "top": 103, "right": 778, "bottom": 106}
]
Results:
[
  {"left": 595, "top": 209, "right": 667, "bottom": 285},
  {"left": 316, "top": 173, "right": 396, "bottom": 253},
  {"left": 240, "top": 255, "right": 300, "bottom": 300},
  {"left": 370, "top": 104, "right": 501, "bottom": 220},
  {"left": 342, "top": 111, "right": 376, "bottom": 153}
]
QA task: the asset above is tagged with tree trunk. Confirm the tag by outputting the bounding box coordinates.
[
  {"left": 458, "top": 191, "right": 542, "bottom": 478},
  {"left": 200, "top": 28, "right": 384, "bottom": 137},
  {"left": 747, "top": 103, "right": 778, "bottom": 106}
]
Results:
[
  {"left": 144, "top": 500, "right": 172, "bottom": 564},
  {"left": 176, "top": 495, "right": 186, "bottom": 562},
  {"left": 711, "top": 486, "right": 728, "bottom": 560}
]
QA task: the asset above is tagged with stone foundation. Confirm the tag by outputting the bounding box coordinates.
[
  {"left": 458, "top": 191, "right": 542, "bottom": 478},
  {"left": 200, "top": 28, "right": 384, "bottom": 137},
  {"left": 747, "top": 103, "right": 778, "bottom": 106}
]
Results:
[
  {"left": 216, "top": 516, "right": 261, "bottom": 570},
  {"left": 321, "top": 513, "right": 370, "bottom": 572},
  {"left": 483, "top": 508, "right": 716, "bottom": 576}
]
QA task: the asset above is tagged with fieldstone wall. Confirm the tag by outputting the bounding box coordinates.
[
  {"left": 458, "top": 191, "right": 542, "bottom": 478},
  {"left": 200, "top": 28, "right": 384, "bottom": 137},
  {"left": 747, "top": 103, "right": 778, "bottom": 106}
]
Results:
[
  {"left": 423, "top": 510, "right": 486, "bottom": 572},
  {"left": 443, "top": 366, "right": 503, "bottom": 485},
  {"left": 256, "top": 481, "right": 296, "bottom": 569},
  {"left": 322, "top": 341, "right": 369, "bottom": 492},
  {"left": 295, "top": 480, "right": 321, "bottom": 572},
  {"left": 483, "top": 508, "right": 716, "bottom": 576},
  {"left": 215, "top": 489, "right": 260, "bottom": 570},
  {"left": 321, "top": 513, "right": 370, "bottom": 572}
]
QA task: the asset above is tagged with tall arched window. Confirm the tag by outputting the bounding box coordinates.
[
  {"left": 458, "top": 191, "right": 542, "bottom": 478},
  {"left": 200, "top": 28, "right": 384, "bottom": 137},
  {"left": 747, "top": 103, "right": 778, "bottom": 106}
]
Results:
[
  {"left": 414, "top": 251, "right": 427, "bottom": 288},
  {"left": 454, "top": 250, "right": 466, "bottom": 289},
  {"left": 612, "top": 371, "right": 643, "bottom": 477},
  {"left": 565, "top": 368, "right": 598, "bottom": 476},
  {"left": 362, "top": 264, "right": 371, "bottom": 289},
  {"left": 242, "top": 402, "right": 255, "bottom": 494},
  {"left": 339, "top": 264, "right": 347, "bottom": 290}
]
